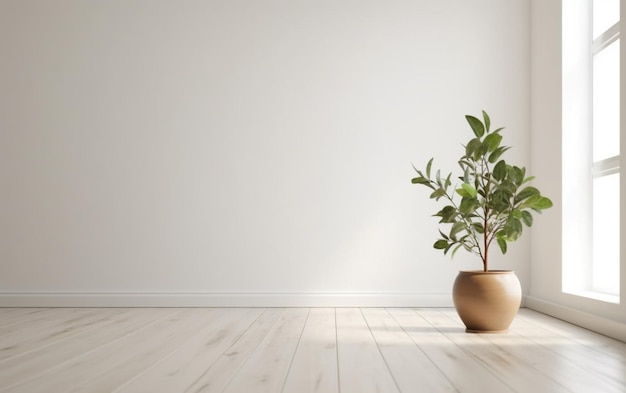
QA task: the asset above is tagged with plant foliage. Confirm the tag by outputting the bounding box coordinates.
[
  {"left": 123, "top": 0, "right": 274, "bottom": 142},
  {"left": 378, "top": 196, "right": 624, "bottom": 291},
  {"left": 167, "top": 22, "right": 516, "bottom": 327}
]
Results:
[{"left": 411, "top": 111, "right": 553, "bottom": 272}]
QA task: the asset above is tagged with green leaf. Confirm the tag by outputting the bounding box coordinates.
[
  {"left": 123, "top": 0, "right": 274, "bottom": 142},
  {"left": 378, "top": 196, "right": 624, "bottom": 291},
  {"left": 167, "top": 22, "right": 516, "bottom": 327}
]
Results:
[
  {"left": 461, "top": 183, "right": 478, "bottom": 198},
  {"left": 497, "top": 236, "right": 508, "bottom": 254},
  {"left": 490, "top": 189, "right": 512, "bottom": 213},
  {"left": 530, "top": 196, "right": 553, "bottom": 211},
  {"left": 456, "top": 187, "right": 472, "bottom": 198},
  {"left": 429, "top": 188, "right": 446, "bottom": 200},
  {"left": 451, "top": 243, "right": 464, "bottom": 258},
  {"left": 509, "top": 166, "right": 524, "bottom": 185},
  {"left": 435, "top": 206, "right": 457, "bottom": 223},
  {"left": 522, "top": 176, "right": 536, "bottom": 184},
  {"left": 466, "top": 115, "right": 485, "bottom": 138},
  {"left": 471, "top": 222, "right": 484, "bottom": 234},
  {"left": 465, "top": 138, "right": 482, "bottom": 159},
  {"left": 412, "top": 177, "right": 435, "bottom": 190},
  {"left": 491, "top": 127, "right": 505, "bottom": 133},
  {"left": 463, "top": 166, "right": 470, "bottom": 183},
  {"left": 474, "top": 142, "right": 487, "bottom": 161},
  {"left": 483, "top": 132, "right": 502, "bottom": 152},
  {"left": 458, "top": 159, "right": 475, "bottom": 171},
  {"left": 515, "top": 186, "right": 540, "bottom": 204},
  {"left": 488, "top": 146, "right": 511, "bottom": 163},
  {"left": 505, "top": 218, "right": 523, "bottom": 240},
  {"left": 411, "top": 176, "right": 429, "bottom": 185},
  {"left": 426, "top": 158, "right": 433, "bottom": 178},
  {"left": 459, "top": 197, "right": 479, "bottom": 214},
  {"left": 518, "top": 194, "right": 553, "bottom": 211},
  {"left": 521, "top": 210, "right": 533, "bottom": 227},
  {"left": 434, "top": 239, "right": 449, "bottom": 250},
  {"left": 438, "top": 229, "right": 450, "bottom": 240},
  {"left": 493, "top": 160, "right": 507, "bottom": 181},
  {"left": 449, "top": 221, "right": 466, "bottom": 241},
  {"left": 482, "top": 110, "right": 491, "bottom": 132}
]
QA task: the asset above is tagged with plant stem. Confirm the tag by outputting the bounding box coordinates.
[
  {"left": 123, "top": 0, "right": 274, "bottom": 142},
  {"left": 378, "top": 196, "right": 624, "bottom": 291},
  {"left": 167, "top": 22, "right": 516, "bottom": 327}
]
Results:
[
  {"left": 483, "top": 214, "right": 488, "bottom": 272},
  {"left": 480, "top": 155, "right": 490, "bottom": 272}
]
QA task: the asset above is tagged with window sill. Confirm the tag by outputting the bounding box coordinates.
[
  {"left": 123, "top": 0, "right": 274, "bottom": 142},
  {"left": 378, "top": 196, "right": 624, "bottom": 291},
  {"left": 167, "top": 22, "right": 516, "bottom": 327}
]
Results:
[{"left": 563, "top": 289, "right": 620, "bottom": 304}]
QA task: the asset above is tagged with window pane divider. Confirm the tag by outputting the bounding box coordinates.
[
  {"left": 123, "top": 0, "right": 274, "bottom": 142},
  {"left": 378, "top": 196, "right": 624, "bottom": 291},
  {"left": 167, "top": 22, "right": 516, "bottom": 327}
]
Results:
[
  {"left": 592, "top": 21, "right": 620, "bottom": 55},
  {"left": 592, "top": 155, "right": 620, "bottom": 177}
]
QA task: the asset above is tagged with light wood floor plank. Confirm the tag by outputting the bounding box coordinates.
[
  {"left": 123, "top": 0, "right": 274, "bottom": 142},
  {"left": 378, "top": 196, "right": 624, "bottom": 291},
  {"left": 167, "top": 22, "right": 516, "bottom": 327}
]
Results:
[
  {"left": 67, "top": 309, "right": 221, "bottom": 393},
  {"left": 0, "top": 308, "right": 41, "bottom": 318},
  {"left": 3, "top": 309, "right": 213, "bottom": 393},
  {"left": 184, "top": 308, "right": 284, "bottom": 393},
  {"left": 361, "top": 308, "right": 457, "bottom": 392},
  {"left": 0, "top": 308, "right": 173, "bottom": 390},
  {"left": 0, "top": 308, "right": 95, "bottom": 339},
  {"left": 281, "top": 307, "right": 338, "bottom": 393},
  {"left": 0, "top": 309, "right": 47, "bottom": 327},
  {"left": 335, "top": 308, "right": 400, "bottom": 393},
  {"left": 428, "top": 308, "right": 571, "bottom": 393},
  {"left": 434, "top": 308, "right": 622, "bottom": 393},
  {"left": 517, "top": 308, "right": 626, "bottom": 361},
  {"left": 113, "top": 308, "right": 264, "bottom": 393},
  {"left": 508, "top": 311, "right": 626, "bottom": 392},
  {"left": 0, "top": 308, "right": 123, "bottom": 361},
  {"left": 220, "top": 308, "right": 309, "bottom": 393},
  {"left": 388, "top": 308, "right": 515, "bottom": 393}
]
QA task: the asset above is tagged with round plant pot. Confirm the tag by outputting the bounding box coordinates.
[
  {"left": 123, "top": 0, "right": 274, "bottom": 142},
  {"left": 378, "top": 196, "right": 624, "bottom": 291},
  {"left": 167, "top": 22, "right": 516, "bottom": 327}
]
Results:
[{"left": 452, "top": 270, "right": 522, "bottom": 333}]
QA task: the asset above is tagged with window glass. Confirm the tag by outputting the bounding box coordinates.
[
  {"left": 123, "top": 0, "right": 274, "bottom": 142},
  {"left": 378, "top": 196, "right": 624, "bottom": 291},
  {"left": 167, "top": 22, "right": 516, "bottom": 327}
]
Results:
[
  {"left": 592, "top": 172, "right": 620, "bottom": 295},
  {"left": 593, "top": 39, "right": 620, "bottom": 162},
  {"left": 593, "top": 0, "right": 619, "bottom": 39}
]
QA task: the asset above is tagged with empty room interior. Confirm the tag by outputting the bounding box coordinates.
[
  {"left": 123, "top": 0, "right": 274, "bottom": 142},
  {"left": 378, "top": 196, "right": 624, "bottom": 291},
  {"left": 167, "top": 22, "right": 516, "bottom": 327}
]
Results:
[{"left": 1, "top": 0, "right": 625, "bottom": 392}]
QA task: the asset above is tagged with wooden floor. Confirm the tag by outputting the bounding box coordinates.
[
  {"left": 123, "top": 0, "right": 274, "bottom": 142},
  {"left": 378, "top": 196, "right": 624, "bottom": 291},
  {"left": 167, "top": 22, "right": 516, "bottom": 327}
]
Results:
[{"left": 0, "top": 308, "right": 625, "bottom": 393}]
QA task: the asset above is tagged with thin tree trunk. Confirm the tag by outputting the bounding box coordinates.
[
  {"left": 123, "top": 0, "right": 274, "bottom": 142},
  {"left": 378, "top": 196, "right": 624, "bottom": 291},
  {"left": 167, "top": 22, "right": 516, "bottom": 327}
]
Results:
[{"left": 483, "top": 216, "right": 488, "bottom": 272}]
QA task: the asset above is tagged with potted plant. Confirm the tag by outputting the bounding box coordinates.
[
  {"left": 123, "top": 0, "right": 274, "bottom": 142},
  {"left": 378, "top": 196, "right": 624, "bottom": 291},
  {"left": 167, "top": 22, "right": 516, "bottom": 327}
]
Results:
[{"left": 411, "top": 111, "right": 552, "bottom": 332}]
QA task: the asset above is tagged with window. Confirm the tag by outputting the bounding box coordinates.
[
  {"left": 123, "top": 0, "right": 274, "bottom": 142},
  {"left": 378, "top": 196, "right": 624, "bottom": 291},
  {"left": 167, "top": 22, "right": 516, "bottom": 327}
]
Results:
[{"left": 563, "top": 0, "right": 620, "bottom": 303}]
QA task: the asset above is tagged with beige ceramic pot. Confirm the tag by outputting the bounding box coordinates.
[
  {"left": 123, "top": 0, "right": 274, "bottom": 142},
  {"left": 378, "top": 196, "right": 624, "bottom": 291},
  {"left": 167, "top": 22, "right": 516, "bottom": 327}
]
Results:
[{"left": 452, "top": 270, "right": 522, "bottom": 333}]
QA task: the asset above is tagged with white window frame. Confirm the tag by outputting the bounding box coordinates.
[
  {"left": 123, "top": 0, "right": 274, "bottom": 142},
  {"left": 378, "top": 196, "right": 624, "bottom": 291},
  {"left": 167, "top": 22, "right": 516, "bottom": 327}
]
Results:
[{"left": 562, "top": 0, "right": 621, "bottom": 303}]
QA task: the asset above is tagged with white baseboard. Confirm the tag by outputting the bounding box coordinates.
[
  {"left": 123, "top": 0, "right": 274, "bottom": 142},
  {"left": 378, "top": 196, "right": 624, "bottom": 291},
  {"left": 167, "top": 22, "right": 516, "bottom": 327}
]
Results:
[
  {"left": 0, "top": 292, "right": 454, "bottom": 308},
  {"left": 525, "top": 296, "right": 626, "bottom": 342}
]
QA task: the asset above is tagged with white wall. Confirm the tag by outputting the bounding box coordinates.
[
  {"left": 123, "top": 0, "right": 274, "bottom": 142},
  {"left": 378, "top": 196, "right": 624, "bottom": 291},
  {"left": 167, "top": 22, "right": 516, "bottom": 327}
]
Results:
[
  {"left": 529, "top": 0, "right": 626, "bottom": 341},
  {"left": 0, "top": 0, "right": 531, "bottom": 306}
]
